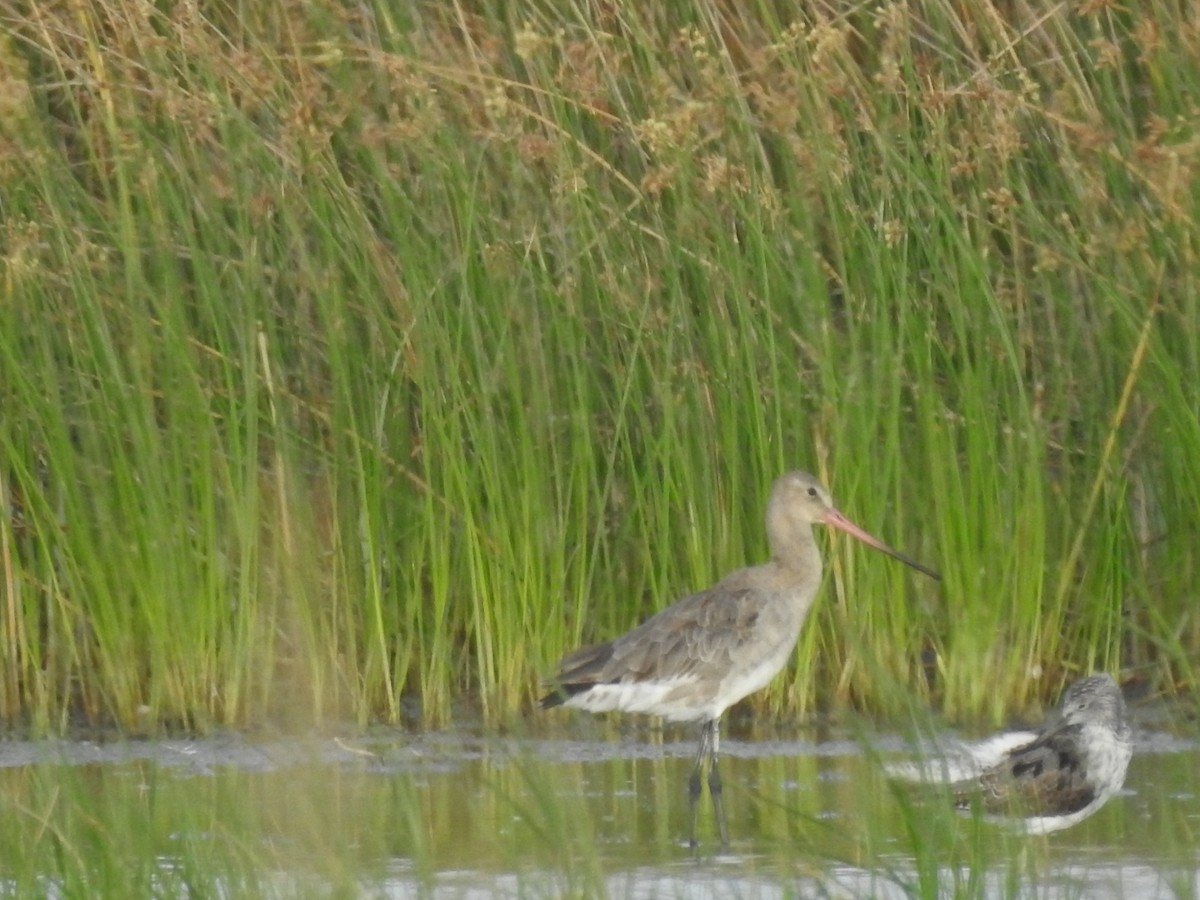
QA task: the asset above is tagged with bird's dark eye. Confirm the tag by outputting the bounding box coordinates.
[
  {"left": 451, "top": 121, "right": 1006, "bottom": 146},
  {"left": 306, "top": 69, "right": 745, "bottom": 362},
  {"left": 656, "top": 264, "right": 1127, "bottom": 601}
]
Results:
[{"left": 807, "top": 487, "right": 818, "bottom": 497}]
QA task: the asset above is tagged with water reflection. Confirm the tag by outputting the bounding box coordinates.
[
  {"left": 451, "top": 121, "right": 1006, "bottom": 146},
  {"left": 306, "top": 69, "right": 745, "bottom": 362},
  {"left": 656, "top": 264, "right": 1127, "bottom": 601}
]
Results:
[{"left": 0, "top": 717, "right": 1193, "bottom": 898}]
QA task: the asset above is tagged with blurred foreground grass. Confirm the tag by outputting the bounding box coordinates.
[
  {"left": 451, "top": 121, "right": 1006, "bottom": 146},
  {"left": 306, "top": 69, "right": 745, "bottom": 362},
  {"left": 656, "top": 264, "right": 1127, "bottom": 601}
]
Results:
[{"left": 0, "top": 728, "right": 1188, "bottom": 898}]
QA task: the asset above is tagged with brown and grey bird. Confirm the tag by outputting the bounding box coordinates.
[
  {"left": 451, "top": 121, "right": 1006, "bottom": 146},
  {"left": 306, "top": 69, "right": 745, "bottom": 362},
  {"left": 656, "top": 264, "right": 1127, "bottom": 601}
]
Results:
[
  {"left": 540, "top": 471, "right": 940, "bottom": 848},
  {"left": 887, "top": 674, "right": 1133, "bottom": 834},
  {"left": 964, "top": 674, "right": 1133, "bottom": 833}
]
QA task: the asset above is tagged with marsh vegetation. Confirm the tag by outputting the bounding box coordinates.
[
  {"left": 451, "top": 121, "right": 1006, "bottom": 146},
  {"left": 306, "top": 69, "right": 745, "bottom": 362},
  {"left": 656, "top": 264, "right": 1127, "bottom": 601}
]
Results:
[{"left": 2, "top": 0, "right": 1197, "bottom": 739}]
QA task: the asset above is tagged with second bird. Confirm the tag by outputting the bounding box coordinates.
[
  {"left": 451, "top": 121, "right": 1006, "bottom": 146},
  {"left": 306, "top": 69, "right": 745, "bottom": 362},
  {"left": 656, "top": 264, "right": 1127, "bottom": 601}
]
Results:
[{"left": 540, "top": 470, "right": 941, "bottom": 848}]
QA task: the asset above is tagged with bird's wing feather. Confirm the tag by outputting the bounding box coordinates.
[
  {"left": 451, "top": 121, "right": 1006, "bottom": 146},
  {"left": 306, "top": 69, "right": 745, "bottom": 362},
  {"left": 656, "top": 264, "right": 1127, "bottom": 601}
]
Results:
[
  {"left": 552, "top": 583, "right": 769, "bottom": 687},
  {"left": 609, "top": 584, "right": 769, "bottom": 682},
  {"left": 971, "top": 724, "right": 1096, "bottom": 815}
]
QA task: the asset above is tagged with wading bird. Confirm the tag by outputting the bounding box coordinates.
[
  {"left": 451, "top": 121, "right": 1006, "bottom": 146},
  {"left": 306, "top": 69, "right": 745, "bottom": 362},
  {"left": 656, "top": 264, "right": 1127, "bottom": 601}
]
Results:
[
  {"left": 540, "top": 471, "right": 940, "bottom": 848},
  {"left": 888, "top": 673, "right": 1132, "bottom": 834}
]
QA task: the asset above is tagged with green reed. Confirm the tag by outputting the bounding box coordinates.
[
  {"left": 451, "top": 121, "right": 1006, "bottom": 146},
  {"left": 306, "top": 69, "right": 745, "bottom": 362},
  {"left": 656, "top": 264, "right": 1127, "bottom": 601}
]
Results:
[{"left": 0, "top": 0, "right": 1197, "bottom": 733}]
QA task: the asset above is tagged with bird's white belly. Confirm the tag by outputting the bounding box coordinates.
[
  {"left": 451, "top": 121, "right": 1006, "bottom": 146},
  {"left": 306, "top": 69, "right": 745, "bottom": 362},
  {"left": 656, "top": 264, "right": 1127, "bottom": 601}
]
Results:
[
  {"left": 712, "top": 641, "right": 794, "bottom": 712},
  {"left": 564, "top": 632, "right": 798, "bottom": 723},
  {"left": 564, "top": 678, "right": 709, "bottom": 721}
]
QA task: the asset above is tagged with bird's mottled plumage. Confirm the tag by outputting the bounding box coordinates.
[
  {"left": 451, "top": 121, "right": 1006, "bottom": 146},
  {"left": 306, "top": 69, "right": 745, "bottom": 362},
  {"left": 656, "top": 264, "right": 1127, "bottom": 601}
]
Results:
[
  {"left": 541, "top": 471, "right": 939, "bottom": 847},
  {"left": 964, "top": 674, "right": 1133, "bottom": 831},
  {"left": 541, "top": 544, "right": 823, "bottom": 723},
  {"left": 889, "top": 674, "right": 1132, "bottom": 835},
  {"left": 543, "top": 584, "right": 787, "bottom": 722}
]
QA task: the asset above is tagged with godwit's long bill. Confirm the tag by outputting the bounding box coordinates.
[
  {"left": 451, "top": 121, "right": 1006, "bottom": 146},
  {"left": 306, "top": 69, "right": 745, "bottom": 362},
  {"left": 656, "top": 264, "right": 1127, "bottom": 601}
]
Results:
[{"left": 540, "top": 471, "right": 940, "bottom": 848}]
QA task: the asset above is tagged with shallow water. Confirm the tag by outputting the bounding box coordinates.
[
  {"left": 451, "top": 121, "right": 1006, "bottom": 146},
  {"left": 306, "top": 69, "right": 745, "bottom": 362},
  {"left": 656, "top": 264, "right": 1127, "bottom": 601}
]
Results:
[{"left": 0, "top": 710, "right": 1196, "bottom": 898}]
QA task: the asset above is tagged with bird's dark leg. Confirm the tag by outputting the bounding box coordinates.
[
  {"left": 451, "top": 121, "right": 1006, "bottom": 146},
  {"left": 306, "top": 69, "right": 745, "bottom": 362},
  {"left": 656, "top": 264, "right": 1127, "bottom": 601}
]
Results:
[
  {"left": 688, "top": 721, "right": 711, "bottom": 850},
  {"left": 688, "top": 718, "right": 730, "bottom": 850},
  {"left": 707, "top": 718, "right": 730, "bottom": 849}
]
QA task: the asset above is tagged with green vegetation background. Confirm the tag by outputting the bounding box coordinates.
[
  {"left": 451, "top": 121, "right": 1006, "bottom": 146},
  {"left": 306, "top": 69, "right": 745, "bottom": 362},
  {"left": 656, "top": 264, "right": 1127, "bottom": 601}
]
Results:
[{"left": 2, "top": 0, "right": 1197, "bottom": 733}]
